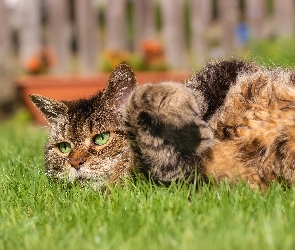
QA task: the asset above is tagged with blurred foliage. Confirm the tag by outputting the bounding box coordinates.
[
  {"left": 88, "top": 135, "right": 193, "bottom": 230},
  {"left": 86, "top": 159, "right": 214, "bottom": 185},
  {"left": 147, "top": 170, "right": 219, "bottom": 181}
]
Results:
[
  {"left": 154, "top": 1, "right": 163, "bottom": 32},
  {"left": 184, "top": 0, "right": 191, "bottom": 48},
  {"left": 7, "top": 108, "right": 33, "bottom": 124},
  {"left": 249, "top": 37, "right": 295, "bottom": 68},
  {"left": 100, "top": 40, "right": 167, "bottom": 72},
  {"left": 126, "top": 0, "right": 134, "bottom": 48},
  {"left": 25, "top": 47, "right": 57, "bottom": 75}
]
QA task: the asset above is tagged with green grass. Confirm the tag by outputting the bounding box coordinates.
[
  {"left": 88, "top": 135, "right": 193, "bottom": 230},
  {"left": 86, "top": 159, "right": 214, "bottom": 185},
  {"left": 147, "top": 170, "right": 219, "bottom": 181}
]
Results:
[
  {"left": 249, "top": 37, "right": 295, "bottom": 68},
  {"left": 1, "top": 120, "right": 295, "bottom": 250}
]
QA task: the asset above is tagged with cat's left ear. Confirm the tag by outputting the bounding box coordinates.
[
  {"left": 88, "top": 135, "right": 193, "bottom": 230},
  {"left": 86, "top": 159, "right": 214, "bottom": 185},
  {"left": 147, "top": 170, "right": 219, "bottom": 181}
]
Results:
[{"left": 102, "top": 62, "right": 138, "bottom": 110}]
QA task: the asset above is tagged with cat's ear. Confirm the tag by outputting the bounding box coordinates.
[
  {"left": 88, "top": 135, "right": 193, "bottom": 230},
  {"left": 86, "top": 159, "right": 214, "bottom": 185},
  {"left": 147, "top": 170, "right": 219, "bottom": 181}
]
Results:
[
  {"left": 30, "top": 94, "right": 68, "bottom": 124},
  {"left": 102, "top": 62, "right": 138, "bottom": 110}
]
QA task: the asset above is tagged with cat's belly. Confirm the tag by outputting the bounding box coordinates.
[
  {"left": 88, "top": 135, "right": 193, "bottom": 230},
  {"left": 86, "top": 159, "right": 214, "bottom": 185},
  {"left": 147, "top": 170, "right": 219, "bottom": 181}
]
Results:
[{"left": 203, "top": 139, "right": 268, "bottom": 190}]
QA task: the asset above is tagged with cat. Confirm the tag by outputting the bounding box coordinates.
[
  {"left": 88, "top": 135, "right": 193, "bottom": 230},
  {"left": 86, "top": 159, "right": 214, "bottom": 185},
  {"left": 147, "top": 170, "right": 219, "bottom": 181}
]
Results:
[
  {"left": 124, "top": 59, "right": 257, "bottom": 185},
  {"left": 30, "top": 64, "right": 137, "bottom": 188},
  {"left": 30, "top": 59, "right": 295, "bottom": 190}
]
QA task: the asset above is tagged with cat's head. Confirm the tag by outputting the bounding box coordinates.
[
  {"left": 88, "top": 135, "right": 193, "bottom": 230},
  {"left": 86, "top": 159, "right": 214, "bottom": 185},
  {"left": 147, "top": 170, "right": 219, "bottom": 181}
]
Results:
[{"left": 30, "top": 63, "right": 137, "bottom": 188}]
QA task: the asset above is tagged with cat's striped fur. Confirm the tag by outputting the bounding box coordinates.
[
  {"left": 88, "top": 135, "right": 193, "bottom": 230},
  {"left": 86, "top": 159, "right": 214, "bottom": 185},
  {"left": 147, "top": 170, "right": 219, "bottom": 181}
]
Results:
[{"left": 31, "top": 59, "right": 295, "bottom": 189}]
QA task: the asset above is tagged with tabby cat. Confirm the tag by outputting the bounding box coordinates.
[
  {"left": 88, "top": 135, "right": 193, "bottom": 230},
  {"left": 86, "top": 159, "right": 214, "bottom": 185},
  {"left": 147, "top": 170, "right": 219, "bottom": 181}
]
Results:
[{"left": 30, "top": 59, "right": 295, "bottom": 189}]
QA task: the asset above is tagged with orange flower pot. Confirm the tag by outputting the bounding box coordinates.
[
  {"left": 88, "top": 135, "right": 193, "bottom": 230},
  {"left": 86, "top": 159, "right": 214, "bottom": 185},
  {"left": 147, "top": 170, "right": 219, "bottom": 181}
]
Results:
[{"left": 15, "top": 71, "right": 189, "bottom": 125}]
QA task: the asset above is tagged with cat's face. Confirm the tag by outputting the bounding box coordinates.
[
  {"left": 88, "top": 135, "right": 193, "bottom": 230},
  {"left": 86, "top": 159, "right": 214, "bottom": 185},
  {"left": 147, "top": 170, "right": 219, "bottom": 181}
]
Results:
[{"left": 30, "top": 63, "right": 137, "bottom": 188}]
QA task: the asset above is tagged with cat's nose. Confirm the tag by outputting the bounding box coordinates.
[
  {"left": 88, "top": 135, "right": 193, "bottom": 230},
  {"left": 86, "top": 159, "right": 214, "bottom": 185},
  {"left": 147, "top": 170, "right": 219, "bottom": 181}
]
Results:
[{"left": 69, "top": 158, "right": 85, "bottom": 170}]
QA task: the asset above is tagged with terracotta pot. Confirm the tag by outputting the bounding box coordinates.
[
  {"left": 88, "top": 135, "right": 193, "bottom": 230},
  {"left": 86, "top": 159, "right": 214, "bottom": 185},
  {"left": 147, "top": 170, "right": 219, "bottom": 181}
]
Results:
[{"left": 15, "top": 71, "right": 189, "bottom": 125}]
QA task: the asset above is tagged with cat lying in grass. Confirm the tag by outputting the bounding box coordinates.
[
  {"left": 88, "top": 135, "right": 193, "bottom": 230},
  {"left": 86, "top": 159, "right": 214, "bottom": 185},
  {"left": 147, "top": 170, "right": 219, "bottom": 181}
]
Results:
[{"left": 30, "top": 59, "right": 295, "bottom": 190}]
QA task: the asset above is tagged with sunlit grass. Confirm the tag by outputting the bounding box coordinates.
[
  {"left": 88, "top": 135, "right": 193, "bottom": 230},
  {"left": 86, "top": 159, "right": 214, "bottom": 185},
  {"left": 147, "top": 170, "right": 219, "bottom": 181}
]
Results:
[
  {"left": 1, "top": 120, "right": 295, "bottom": 250},
  {"left": 249, "top": 36, "right": 295, "bottom": 68}
]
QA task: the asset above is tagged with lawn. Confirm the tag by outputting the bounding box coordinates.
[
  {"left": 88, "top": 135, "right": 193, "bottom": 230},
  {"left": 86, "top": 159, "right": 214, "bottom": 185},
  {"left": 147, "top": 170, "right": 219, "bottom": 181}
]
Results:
[{"left": 1, "top": 119, "right": 295, "bottom": 250}]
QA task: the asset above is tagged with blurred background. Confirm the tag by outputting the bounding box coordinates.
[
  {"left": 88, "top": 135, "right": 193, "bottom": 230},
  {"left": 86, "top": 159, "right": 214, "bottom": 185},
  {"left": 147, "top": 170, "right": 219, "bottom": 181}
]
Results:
[{"left": 1, "top": 0, "right": 295, "bottom": 121}]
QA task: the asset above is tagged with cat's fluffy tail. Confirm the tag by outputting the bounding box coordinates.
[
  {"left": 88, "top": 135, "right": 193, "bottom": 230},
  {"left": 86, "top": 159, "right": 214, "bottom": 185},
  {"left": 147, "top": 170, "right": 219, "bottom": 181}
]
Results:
[{"left": 123, "top": 81, "right": 213, "bottom": 184}]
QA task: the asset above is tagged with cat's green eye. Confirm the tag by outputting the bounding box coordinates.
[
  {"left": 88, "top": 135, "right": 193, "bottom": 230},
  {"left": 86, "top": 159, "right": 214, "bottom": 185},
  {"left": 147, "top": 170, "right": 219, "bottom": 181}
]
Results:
[
  {"left": 58, "top": 142, "right": 71, "bottom": 153},
  {"left": 93, "top": 132, "right": 110, "bottom": 146}
]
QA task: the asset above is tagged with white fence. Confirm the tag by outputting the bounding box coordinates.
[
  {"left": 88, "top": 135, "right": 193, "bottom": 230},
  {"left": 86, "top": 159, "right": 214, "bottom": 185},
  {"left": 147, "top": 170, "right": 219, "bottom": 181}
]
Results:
[{"left": 0, "top": 0, "right": 294, "bottom": 75}]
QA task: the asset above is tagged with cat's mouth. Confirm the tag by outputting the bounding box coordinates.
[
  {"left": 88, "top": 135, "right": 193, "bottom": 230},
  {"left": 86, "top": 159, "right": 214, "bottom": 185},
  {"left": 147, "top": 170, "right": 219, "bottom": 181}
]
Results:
[
  {"left": 68, "top": 167, "right": 111, "bottom": 187},
  {"left": 46, "top": 167, "right": 110, "bottom": 189}
]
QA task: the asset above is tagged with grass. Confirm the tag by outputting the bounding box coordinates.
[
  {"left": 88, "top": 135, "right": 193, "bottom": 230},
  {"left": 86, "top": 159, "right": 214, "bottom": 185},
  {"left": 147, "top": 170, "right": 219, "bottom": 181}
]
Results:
[
  {"left": 1, "top": 119, "right": 295, "bottom": 250},
  {"left": 249, "top": 36, "right": 295, "bottom": 68}
]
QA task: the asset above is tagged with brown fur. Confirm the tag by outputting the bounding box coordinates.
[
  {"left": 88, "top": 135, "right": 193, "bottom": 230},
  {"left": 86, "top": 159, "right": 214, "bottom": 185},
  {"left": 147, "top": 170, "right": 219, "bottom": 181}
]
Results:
[
  {"left": 124, "top": 82, "right": 213, "bottom": 183},
  {"left": 30, "top": 63, "right": 137, "bottom": 188},
  {"left": 205, "top": 68, "right": 295, "bottom": 189},
  {"left": 125, "top": 59, "right": 295, "bottom": 189},
  {"left": 31, "top": 59, "right": 295, "bottom": 189}
]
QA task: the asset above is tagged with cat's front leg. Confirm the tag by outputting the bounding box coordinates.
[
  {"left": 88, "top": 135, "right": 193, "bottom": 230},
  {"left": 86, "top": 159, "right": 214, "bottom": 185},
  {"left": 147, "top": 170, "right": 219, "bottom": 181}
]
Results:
[{"left": 123, "top": 82, "right": 213, "bottom": 184}]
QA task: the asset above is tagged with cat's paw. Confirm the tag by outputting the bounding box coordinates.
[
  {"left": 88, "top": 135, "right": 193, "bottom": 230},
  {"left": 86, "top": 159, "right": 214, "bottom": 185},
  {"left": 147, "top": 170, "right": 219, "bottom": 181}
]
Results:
[{"left": 124, "top": 82, "right": 213, "bottom": 183}]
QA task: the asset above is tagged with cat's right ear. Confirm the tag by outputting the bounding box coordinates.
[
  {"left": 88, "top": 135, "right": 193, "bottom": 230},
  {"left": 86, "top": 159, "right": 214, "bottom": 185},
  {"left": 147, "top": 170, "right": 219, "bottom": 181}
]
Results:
[
  {"left": 30, "top": 94, "right": 68, "bottom": 124},
  {"left": 102, "top": 62, "right": 138, "bottom": 110}
]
